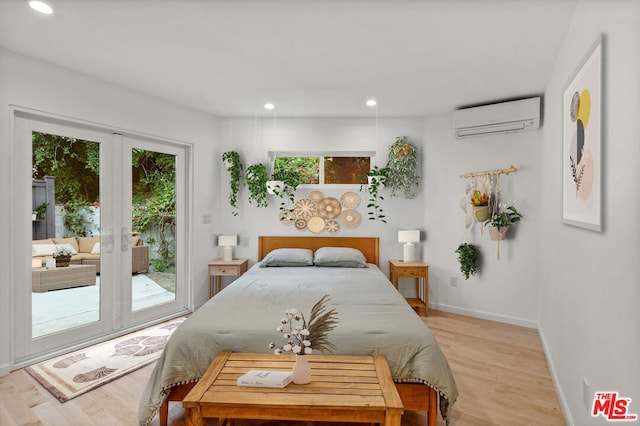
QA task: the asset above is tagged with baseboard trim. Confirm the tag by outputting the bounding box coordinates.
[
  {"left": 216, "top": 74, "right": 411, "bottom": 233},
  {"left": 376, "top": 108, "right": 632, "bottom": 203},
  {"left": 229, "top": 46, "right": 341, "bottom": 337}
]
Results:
[
  {"left": 0, "top": 363, "right": 10, "bottom": 377},
  {"left": 429, "top": 302, "right": 538, "bottom": 329},
  {"left": 538, "top": 325, "right": 574, "bottom": 425}
]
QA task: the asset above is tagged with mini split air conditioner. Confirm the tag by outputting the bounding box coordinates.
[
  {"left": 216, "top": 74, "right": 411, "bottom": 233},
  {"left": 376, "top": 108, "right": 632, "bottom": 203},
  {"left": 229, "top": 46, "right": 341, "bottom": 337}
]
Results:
[{"left": 453, "top": 97, "right": 541, "bottom": 138}]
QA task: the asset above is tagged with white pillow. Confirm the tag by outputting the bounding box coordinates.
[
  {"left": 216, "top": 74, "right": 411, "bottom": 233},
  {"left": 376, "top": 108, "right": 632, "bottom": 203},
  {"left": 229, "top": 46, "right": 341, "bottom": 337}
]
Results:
[
  {"left": 32, "top": 244, "right": 56, "bottom": 257},
  {"left": 54, "top": 243, "right": 78, "bottom": 255},
  {"left": 90, "top": 242, "right": 100, "bottom": 254}
]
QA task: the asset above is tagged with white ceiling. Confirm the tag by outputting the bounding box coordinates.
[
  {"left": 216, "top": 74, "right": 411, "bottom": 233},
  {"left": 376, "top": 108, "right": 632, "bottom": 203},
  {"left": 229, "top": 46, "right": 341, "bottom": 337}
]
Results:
[{"left": 0, "top": 0, "right": 579, "bottom": 118}]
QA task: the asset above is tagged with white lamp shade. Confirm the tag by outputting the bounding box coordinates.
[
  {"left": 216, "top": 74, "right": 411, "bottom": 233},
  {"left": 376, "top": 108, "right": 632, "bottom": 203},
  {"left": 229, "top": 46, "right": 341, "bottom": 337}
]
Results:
[
  {"left": 398, "top": 230, "right": 420, "bottom": 243},
  {"left": 218, "top": 235, "right": 238, "bottom": 247}
]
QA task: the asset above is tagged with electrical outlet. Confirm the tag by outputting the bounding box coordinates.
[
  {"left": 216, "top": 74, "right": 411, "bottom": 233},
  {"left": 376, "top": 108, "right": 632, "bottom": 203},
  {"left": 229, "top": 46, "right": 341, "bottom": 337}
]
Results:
[
  {"left": 583, "top": 378, "right": 590, "bottom": 408},
  {"left": 202, "top": 214, "right": 212, "bottom": 224},
  {"left": 449, "top": 277, "right": 458, "bottom": 287}
]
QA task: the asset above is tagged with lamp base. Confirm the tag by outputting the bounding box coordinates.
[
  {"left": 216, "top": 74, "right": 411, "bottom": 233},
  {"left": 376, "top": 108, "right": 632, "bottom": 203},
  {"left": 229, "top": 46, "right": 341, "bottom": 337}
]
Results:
[
  {"left": 223, "top": 246, "right": 233, "bottom": 262},
  {"left": 403, "top": 243, "right": 415, "bottom": 263}
]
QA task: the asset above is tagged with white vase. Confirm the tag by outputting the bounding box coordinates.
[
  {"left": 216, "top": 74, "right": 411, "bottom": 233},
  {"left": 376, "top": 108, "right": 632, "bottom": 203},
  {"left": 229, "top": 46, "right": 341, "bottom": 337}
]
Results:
[{"left": 292, "top": 355, "right": 311, "bottom": 384}]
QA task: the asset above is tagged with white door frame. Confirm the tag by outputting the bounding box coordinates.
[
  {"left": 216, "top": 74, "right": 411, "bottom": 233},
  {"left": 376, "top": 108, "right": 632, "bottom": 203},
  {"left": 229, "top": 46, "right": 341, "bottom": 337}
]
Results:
[{"left": 11, "top": 107, "right": 192, "bottom": 368}]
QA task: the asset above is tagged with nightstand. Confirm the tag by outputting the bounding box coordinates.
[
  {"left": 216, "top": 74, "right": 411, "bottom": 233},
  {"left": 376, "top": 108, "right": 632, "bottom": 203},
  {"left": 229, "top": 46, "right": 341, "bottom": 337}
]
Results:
[
  {"left": 207, "top": 258, "right": 248, "bottom": 298},
  {"left": 389, "top": 260, "right": 429, "bottom": 316}
]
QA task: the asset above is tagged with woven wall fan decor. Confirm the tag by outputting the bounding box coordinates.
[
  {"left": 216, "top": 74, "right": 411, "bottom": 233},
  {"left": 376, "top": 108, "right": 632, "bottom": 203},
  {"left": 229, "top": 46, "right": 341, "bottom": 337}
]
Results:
[
  {"left": 325, "top": 219, "right": 340, "bottom": 233},
  {"left": 279, "top": 210, "right": 296, "bottom": 226},
  {"left": 317, "top": 197, "right": 342, "bottom": 219},
  {"left": 308, "top": 190, "right": 324, "bottom": 202},
  {"left": 307, "top": 216, "right": 326, "bottom": 233},
  {"left": 340, "top": 191, "right": 360, "bottom": 209},
  {"left": 294, "top": 198, "right": 317, "bottom": 219},
  {"left": 294, "top": 218, "right": 307, "bottom": 230},
  {"left": 340, "top": 209, "right": 361, "bottom": 228}
]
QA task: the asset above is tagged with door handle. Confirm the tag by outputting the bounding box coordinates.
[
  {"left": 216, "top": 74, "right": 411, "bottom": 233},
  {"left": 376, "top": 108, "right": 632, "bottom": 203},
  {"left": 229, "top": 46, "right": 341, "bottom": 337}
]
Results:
[
  {"left": 121, "top": 227, "right": 132, "bottom": 251},
  {"left": 100, "top": 228, "right": 114, "bottom": 253}
]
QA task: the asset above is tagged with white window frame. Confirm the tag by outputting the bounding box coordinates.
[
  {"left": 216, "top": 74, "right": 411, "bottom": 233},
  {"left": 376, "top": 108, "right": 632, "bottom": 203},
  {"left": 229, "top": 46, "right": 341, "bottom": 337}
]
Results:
[{"left": 268, "top": 151, "right": 377, "bottom": 189}]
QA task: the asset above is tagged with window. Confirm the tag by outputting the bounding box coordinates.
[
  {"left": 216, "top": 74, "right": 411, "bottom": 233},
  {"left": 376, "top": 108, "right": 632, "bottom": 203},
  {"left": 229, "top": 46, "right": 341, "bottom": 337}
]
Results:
[{"left": 270, "top": 151, "right": 374, "bottom": 186}]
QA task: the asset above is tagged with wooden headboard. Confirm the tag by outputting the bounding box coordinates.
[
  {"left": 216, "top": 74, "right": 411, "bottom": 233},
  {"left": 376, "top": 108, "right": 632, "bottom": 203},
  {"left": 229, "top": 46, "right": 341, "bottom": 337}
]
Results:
[{"left": 258, "top": 236, "right": 380, "bottom": 266}]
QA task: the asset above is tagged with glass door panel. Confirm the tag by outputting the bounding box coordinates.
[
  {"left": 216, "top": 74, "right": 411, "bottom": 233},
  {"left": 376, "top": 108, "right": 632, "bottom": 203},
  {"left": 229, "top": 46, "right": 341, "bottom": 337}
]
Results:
[
  {"left": 31, "top": 131, "right": 101, "bottom": 338},
  {"left": 131, "top": 148, "right": 177, "bottom": 311}
]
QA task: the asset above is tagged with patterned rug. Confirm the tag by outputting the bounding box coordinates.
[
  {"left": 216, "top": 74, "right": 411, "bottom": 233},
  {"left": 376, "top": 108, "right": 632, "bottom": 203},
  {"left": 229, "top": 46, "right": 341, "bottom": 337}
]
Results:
[{"left": 26, "top": 316, "right": 186, "bottom": 402}]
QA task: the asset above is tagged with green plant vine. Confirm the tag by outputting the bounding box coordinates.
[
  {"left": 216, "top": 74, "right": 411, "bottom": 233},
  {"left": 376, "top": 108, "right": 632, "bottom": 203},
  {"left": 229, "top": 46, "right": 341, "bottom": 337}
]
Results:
[
  {"left": 385, "top": 136, "right": 419, "bottom": 199},
  {"left": 245, "top": 163, "right": 269, "bottom": 208},
  {"left": 455, "top": 242, "right": 479, "bottom": 280},
  {"left": 222, "top": 151, "right": 243, "bottom": 216}
]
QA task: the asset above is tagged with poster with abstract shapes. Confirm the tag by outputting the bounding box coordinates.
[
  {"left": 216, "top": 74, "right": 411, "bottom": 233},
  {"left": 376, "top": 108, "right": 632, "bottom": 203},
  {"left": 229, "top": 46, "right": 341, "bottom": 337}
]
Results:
[{"left": 563, "top": 37, "right": 602, "bottom": 231}]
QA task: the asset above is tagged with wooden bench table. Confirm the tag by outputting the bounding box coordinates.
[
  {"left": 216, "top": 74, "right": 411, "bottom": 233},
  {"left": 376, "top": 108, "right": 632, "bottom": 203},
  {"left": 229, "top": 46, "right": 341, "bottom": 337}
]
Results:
[{"left": 183, "top": 351, "right": 404, "bottom": 426}]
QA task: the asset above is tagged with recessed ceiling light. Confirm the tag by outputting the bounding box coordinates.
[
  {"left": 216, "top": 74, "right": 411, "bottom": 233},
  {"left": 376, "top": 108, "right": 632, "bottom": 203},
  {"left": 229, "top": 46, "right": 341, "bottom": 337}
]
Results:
[
  {"left": 366, "top": 99, "right": 377, "bottom": 107},
  {"left": 29, "top": 1, "right": 53, "bottom": 14},
  {"left": 264, "top": 103, "right": 275, "bottom": 110}
]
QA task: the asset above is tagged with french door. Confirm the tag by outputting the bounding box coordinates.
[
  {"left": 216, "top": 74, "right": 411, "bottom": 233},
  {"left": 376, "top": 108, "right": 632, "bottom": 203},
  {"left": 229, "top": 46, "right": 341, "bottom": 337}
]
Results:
[{"left": 13, "top": 110, "right": 189, "bottom": 365}]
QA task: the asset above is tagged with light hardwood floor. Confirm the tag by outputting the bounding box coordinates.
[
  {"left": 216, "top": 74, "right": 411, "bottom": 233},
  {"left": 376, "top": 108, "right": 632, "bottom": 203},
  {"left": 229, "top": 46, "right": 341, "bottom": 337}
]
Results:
[{"left": 0, "top": 310, "right": 565, "bottom": 425}]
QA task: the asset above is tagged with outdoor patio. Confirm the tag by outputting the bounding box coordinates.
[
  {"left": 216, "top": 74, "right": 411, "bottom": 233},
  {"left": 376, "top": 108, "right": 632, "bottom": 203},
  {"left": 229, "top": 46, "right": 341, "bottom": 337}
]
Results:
[{"left": 32, "top": 274, "right": 175, "bottom": 338}]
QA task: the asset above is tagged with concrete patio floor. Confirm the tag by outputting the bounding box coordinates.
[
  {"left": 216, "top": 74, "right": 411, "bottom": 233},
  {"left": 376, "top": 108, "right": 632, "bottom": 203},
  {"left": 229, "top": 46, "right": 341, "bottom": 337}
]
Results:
[{"left": 32, "top": 274, "right": 175, "bottom": 338}]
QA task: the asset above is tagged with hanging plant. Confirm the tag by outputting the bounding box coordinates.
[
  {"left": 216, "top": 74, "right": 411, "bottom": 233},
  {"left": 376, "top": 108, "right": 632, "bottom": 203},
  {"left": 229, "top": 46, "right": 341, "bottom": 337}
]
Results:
[
  {"left": 485, "top": 203, "right": 522, "bottom": 259},
  {"left": 245, "top": 163, "right": 269, "bottom": 208},
  {"left": 385, "top": 136, "right": 419, "bottom": 199},
  {"left": 222, "top": 151, "right": 243, "bottom": 216},
  {"left": 268, "top": 169, "right": 301, "bottom": 213},
  {"left": 455, "top": 242, "right": 479, "bottom": 280},
  {"left": 359, "top": 166, "right": 389, "bottom": 223}
]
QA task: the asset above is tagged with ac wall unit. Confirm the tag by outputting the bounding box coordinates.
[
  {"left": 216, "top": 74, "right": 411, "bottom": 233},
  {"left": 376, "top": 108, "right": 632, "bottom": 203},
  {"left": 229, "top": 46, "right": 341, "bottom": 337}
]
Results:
[{"left": 453, "top": 97, "right": 540, "bottom": 138}]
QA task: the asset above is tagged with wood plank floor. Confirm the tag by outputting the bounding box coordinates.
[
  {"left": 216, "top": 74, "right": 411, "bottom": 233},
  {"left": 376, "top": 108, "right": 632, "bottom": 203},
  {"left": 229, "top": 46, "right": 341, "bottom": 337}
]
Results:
[{"left": 0, "top": 310, "right": 565, "bottom": 425}]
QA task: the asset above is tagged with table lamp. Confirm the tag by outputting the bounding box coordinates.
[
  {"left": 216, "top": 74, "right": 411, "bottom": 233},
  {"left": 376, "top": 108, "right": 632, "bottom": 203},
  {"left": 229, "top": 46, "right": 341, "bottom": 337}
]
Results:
[
  {"left": 398, "top": 230, "right": 420, "bottom": 262},
  {"left": 218, "top": 235, "right": 237, "bottom": 262}
]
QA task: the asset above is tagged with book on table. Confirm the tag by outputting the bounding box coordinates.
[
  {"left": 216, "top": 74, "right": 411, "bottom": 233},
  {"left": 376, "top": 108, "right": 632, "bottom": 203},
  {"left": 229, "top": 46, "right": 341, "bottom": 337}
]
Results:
[{"left": 237, "top": 370, "right": 293, "bottom": 388}]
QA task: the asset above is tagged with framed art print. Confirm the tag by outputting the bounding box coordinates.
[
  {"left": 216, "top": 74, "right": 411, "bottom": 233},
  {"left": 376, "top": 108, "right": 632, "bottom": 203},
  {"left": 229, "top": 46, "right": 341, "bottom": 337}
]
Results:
[{"left": 562, "top": 37, "right": 602, "bottom": 231}]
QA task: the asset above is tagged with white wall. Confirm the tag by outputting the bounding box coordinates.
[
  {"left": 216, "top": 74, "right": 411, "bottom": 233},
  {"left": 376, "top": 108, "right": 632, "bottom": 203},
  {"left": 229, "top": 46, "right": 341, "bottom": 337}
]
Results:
[
  {"left": 422, "top": 113, "right": 542, "bottom": 327},
  {"left": 215, "top": 117, "right": 426, "bottom": 281},
  {"left": 0, "top": 48, "right": 220, "bottom": 375},
  {"left": 538, "top": 1, "right": 640, "bottom": 424}
]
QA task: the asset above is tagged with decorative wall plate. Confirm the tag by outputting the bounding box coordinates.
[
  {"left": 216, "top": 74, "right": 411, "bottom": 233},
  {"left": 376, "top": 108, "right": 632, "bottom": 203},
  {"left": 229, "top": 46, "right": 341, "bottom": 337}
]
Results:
[
  {"left": 317, "top": 197, "right": 342, "bottom": 219},
  {"left": 340, "top": 191, "right": 360, "bottom": 209},
  {"left": 308, "top": 190, "right": 324, "bottom": 202},
  {"left": 294, "top": 198, "right": 317, "bottom": 219},
  {"left": 307, "top": 216, "right": 325, "bottom": 233},
  {"left": 325, "top": 220, "right": 340, "bottom": 233},
  {"left": 340, "top": 209, "right": 361, "bottom": 228},
  {"left": 295, "top": 218, "right": 307, "bottom": 230}
]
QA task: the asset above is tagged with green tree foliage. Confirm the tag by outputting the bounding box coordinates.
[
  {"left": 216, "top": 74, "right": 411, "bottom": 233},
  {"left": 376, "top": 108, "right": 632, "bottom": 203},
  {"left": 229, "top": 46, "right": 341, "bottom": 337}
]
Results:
[
  {"left": 131, "top": 149, "right": 177, "bottom": 272},
  {"left": 273, "top": 157, "right": 319, "bottom": 184},
  {"left": 32, "top": 132, "right": 99, "bottom": 236}
]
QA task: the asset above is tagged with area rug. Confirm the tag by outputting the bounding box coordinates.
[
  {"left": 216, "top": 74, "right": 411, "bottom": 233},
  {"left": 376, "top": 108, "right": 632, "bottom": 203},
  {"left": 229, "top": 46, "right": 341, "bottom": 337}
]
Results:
[{"left": 26, "top": 316, "right": 186, "bottom": 402}]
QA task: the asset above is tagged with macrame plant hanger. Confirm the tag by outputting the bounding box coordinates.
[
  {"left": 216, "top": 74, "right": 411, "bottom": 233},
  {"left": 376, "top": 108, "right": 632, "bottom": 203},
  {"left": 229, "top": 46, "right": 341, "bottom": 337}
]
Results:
[{"left": 459, "top": 166, "right": 518, "bottom": 260}]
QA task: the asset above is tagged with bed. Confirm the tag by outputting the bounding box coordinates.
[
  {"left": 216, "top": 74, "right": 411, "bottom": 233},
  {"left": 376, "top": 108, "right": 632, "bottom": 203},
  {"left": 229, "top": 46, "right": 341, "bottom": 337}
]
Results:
[{"left": 139, "top": 236, "right": 458, "bottom": 425}]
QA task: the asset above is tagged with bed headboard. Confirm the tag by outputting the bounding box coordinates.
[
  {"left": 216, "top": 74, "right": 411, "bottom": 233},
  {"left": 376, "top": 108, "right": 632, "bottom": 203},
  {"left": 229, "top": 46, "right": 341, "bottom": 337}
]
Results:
[{"left": 258, "top": 236, "right": 380, "bottom": 266}]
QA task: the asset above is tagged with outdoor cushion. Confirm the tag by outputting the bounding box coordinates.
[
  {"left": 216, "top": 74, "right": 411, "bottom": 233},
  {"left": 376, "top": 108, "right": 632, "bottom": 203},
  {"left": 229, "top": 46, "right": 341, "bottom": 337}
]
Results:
[
  {"left": 78, "top": 237, "right": 99, "bottom": 253},
  {"left": 32, "top": 239, "right": 55, "bottom": 245},
  {"left": 53, "top": 238, "right": 79, "bottom": 253}
]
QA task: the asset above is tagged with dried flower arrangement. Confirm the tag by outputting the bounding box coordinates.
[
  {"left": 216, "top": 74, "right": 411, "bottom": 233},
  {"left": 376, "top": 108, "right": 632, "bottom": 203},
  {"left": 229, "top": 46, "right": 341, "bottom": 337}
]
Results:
[{"left": 269, "top": 295, "right": 338, "bottom": 355}]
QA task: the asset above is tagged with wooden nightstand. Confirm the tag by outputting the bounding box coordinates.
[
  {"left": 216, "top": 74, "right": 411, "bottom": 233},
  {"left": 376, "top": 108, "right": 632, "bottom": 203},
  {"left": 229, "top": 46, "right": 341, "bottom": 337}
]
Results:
[
  {"left": 389, "top": 260, "right": 429, "bottom": 316},
  {"left": 207, "top": 258, "right": 248, "bottom": 298}
]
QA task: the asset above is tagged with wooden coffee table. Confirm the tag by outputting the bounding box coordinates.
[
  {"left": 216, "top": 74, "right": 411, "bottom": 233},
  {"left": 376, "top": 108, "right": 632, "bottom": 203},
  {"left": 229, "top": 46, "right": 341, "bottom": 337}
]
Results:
[{"left": 183, "top": 351, "right": 404, "bottom": 426}]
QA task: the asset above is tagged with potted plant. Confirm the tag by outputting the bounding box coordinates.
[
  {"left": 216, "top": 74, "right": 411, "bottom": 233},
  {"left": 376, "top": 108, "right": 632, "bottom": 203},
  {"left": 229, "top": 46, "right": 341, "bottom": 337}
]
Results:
[
  {"left": 469, "top": 190, "right": 490, "bottom": 222},
  {"left": 360, "top": 166, "right": 389, "bottom": 223},
  {"left": 53, "top": 246, "right": 73, "bottom": 267},
  {"left": 222, "top": 151, "right": 243, "bottom": 216},
  {"left": 268, "top": 169, "right": 301, "bottom": 212},
  {"left": 385, "top": 136, "right": 419, "bottom": 199},
  {"left": 455, "top": 242, "right": 479, "bottom": 280},
  {"left": 33, "top": 201, "right": 48, "bottom": 220},
  {"left": 485, "top": 203, "right": 522, "bottom": 240},
  {"left": 485, "top": 203, "right": 522, "bottom": 260},
  {"left": 245, "top": 163, "right": 269, "bottom": 208}
]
